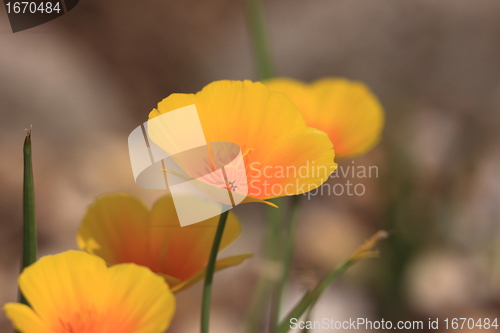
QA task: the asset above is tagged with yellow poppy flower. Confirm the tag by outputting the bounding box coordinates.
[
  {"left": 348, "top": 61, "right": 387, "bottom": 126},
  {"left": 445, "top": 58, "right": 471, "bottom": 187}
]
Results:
[
  {"left": 149, "top": 80, "right": 337, "bottom": 199},
  {"left": 77, "top": 193, "right": 252, "bottom": 292},
  {"left": 265, "top": 78, "right": 384, "bottom": 157},
  {"left": 4, "top": 251, "right": 175, "bottom": 333}
]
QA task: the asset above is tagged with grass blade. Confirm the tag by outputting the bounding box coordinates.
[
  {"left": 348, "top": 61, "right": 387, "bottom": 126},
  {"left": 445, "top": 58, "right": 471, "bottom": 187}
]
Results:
[
  {"left": 19, "top": 127, "right": 37, "bottom": 306},
  {"left": 276, "top": 231, "right": 388, "bottom": 333},
  {"left": 244, "top": 0, "right": 274, "bottom": 80}
]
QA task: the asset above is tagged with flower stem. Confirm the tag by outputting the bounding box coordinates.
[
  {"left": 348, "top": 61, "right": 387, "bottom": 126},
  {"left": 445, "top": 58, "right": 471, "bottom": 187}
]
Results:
[
  {"left": 242, "top": 1, "right": 279, "bottom": 331},
  {"left": 244, "top": 0, "right": 274, "bottom": 80},
  {"left": 19, "top": 128, "right": 37, "bottom": 307},
  {"left": 269, "top": 195, "right": 301, "bottom": 332},
  {"left": 275, "top": 259, "right": 354, "bottom": 333},
  {"left": 201, "top": 210, "right": 230, "bottom": 333},
  {"left": 244, "top": 197, "right": 285, "bottom": 333},
  {"left": 275, "top": 230, "right": 388, "bottom": 333}
]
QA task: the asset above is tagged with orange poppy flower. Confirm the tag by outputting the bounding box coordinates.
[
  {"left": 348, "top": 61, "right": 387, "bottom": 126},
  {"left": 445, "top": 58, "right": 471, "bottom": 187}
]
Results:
[
  {"left": 148, "top": 80, "right": 337, "bottom": 200},
  {"left": 77, "top": 193, "right": 251, "bottom": 292},
  {"left": 265, "top": 78, "right": 384, "bottom": 157},
  {"left": 4, "top": 251, "right": 175, "bottom": 333}
]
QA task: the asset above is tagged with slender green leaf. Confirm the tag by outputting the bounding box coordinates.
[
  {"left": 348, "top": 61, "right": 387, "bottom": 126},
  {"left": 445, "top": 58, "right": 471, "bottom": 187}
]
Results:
[
  {"left": 270, "top": 195, "right": 301, "bottom": 332},
  {"left": 276, "top": 231, "right": 388, "bottom": 333},
  {"left": 244, "top": 197, "right": 285, "bottom": 333},
  {"left": 300, "top": 307, "right": 313, "bottom": 333},
  {"left": 19, "top": 127, "right": 37, "bottom": 307},
  {"left": 244, "top": 0, "right": 274, "bottom": 80}
]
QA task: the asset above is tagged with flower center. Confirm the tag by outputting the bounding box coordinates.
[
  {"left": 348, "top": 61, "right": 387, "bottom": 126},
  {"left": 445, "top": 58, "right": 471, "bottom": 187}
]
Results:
[{"left": 195, "top": 146, "right": 253, "bottom": 196}]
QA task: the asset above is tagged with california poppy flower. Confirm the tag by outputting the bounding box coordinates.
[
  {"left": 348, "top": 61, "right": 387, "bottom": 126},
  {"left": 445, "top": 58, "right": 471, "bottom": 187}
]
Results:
[
  {"left": 77, "top": 193, "right": 251, "bottom": 292},
  {"left": 4, "top": 251, "right": 175, "bottom": 333},
  {"left": 265, "top": 78, "right": 384, "bottom": 157},
  {"left": 148, "top": 80, "right": 337, "bottom": 200}
]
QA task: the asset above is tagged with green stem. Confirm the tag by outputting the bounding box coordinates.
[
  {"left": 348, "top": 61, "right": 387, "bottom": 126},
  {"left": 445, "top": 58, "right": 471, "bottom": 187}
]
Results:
[
  {"left": 244, "top": 0, "right": 274, "bottom": 80},
  {"left": 244, "top": 197, "right": 285, "bottom": 333},
  {"left": 242, "top": 1, "right": 278, "bottom": 331},
  {"left": 201, "top": 211, "right": 230, "bottom": 333},
  {"left": 275, "top": 230, "right": 388, "bottom": 333},
  {"left": 19, "top": 128, "right": 37, "bottom": 307},
  {"left": 270, "top": 195, "right": 301, "bottom": 332},
  {"left": 276, "top": 259, "right": 355, "bottom": 333},
  {"left": 300, "top": 306, "right": 314, "bottom": 333}
]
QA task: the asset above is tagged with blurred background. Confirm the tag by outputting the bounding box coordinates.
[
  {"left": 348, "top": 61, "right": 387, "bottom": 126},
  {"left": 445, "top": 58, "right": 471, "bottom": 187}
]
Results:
[{"left": 2, "top": 0, "right": 500, "bottom": 332}]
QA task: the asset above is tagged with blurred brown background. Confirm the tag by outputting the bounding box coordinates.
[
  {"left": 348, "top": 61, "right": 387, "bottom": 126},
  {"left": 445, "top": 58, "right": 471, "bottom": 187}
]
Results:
[{"left": 2, "top": 0, "right": 500, "bottom": 332}]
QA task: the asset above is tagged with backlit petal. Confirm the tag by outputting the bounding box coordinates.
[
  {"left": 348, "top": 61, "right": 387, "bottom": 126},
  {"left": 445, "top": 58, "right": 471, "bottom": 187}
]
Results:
[
  {"left": 265, "top": 78, "right": 384, "bottom": 157},
  {"left": 148, "top": 195, "right": 242, "bottom": 282},
  {"left": 17, "top": 250, "right": 110, "bottom": 329},
  {"left": 149, "top": 80, "right": 337, "bottom": 199},
  {"left": 3, "top": 303, "right": 51, "bottom": 333},
  {"left": 7, "top": 251, "right": 175, "bottom": 333},
  {"left": 77, "top": 193, "right": 151, "bottom": 265},
  {"left": 106, "top": 264, "right": 175, "bottom": 333},
  {"left": 77, "top": 194, "right": 247, "bottom": 291}
]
